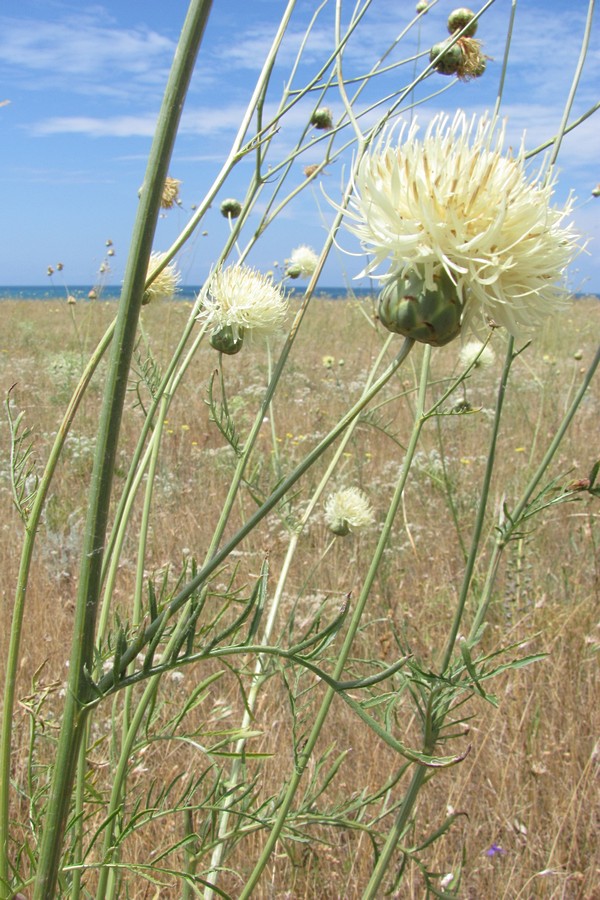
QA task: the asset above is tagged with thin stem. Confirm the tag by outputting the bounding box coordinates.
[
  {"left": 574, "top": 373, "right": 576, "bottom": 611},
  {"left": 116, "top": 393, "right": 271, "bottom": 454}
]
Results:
[
  {"left": 469, "top": 342, "right": 600, "bottom": 639},
  {"left": 547, "top": 0, "right": 596, "bottom": 169},
  {"left": 239, "top": 341, "right": 424, "bottom": 899},
  {"left": 204, "top": 333, "right": 396, "bottom": 897},
  {"left": 439, "top": 336, "right": 515, "bottom": 675},
  {"left": 96, "top": 340, "right": 415, "bottom": 697},
  {"left": 0, "top": 318, "right": 115, "bottom": 897}
]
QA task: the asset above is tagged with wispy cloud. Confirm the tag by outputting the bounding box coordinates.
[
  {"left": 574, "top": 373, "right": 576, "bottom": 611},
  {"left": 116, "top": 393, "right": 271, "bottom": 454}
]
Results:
[
  {"left": 0, "top": 10, "right": 174, "bottom": 96},
  {"left": 30, "top": 103, "right": 255, "bottom": 138}
]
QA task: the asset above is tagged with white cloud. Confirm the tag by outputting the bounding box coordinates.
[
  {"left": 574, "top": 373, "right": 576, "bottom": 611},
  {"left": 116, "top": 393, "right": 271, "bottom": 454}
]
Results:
[{"left": 0, "top": 11, "right": 174, "bottom": 94}]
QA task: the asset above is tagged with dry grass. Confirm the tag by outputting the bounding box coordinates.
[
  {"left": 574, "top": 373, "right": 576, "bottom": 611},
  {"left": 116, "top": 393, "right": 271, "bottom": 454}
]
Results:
[{"left": 1, "top": 296, "right": 599, "bottom": 898}]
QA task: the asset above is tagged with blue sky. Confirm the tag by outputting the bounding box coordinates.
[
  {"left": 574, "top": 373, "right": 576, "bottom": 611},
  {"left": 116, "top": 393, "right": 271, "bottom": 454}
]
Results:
[{"left": 1, "top": 0, "right": 599, "bottom": 291}]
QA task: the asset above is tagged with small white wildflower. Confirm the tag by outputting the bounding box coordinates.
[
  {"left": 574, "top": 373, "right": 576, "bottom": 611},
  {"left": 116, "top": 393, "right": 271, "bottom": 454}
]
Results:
[
  {"left": 144, "top": 252, "right": 181, "bottom": 304},
  {"left": 324, "top": 487, "right": 374, "bottom": 536},
  {"left": 459, "top": 340, "right": 495, "bottom": 370},
  {"left": 286, "top": 245, "right": 319, "bottom": 279},
  {"left": 440, "top": 872, "right": 455, "bottom": 889},
  {"left": 342, "top": 111, "right": 582, "bottom": 339},
  {"left": 199, "top": 264, "right": 288, "bottom": 342}
]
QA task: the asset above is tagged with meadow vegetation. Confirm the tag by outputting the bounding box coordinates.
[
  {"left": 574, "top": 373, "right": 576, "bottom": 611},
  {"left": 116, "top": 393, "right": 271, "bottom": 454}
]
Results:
[{"left": 1, "top": 296, "right": 598, "bottom": 897}]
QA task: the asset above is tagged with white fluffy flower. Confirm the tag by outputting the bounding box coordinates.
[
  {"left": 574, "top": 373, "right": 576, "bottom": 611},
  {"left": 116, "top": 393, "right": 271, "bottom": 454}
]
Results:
[
  {"left": 144, "top": 252, "right": 181, "bottom": 304},
  {"left": 199, "top": 264, "right": 288, "bottom": 340},
  {"left": 287, "top": 245, "right": 319, "bottom": 279},
  {"left": 343, "top": 111, "right": 581, "bottom": 337},
  {"left": 324, "top": 487, "right": 374, "bottom": 536},
  {"left": 459, "top": 340, "right": 495, "bottom": 370}
]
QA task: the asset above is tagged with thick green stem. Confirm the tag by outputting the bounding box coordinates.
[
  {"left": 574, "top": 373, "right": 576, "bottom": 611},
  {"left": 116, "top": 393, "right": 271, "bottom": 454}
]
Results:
[{"left": 31, "top": 4, "right": 213, "bottom": 896}]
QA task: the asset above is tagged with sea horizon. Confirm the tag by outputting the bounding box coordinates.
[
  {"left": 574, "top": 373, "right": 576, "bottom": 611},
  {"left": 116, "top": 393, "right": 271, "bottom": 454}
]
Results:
[
  {"left": 0, "top": 284, "right": 378, "bottom": 303},
  {"left": 1, "top": 285, "right": 599, "bottom": 303}
]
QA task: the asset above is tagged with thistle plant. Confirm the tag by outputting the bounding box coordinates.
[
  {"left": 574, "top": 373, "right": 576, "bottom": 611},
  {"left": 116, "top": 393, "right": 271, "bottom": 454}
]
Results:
[{"left": 1, "top": 1, "right": 599, "bottom": 898}]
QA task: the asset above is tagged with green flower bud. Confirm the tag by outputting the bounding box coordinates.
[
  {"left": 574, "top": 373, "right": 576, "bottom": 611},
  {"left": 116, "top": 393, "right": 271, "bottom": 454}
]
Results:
[
  {"left": 210, "top": 325, "right": 245, "bottom": 355},
  {"left": 429, "top": 40, "right": 464, "bottom": 76},
  {"left": 220, "top": 198, "right": 242, "bottom": 219},
  {"left": 378, "top": 269, "right": 463, "bottom": 347},
  {"left": 286, "top": 263, "right": 302, "bottom": 279},
  {"left": 448, "top": 8, "right": 478, "bottom": 37},
  {"left": 310, "top": 107, "right": 334, "bottom": 130}
]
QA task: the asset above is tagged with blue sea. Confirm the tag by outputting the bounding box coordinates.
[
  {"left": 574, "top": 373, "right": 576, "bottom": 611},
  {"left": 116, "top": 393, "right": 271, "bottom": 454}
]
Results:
[
  {"left": 0, "top": 285, "right": 376, "bottom": 302},
  {"left": 1, "top": 286, "right": 597, "bottom": 303}
]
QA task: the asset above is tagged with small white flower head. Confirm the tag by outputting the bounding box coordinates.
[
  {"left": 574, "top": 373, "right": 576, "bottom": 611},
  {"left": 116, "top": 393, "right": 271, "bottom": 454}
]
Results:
[
  {"left": 143, "top": 252, "right": 181, "bottom": 305},
  {"left": 199, "top": 264, "right": 288, "bottom": 347},
  {"left": 343, "top": 111, "right": 582, "bottom": 340},
  {"left": 324, "top": 487, "right": 374, "bottom": 537},
  {"left": 286, "top": 245, "right": 319, "bottom": 279},
  {"left": 459, "top": 340, "right": 495, "bottom": 370}
]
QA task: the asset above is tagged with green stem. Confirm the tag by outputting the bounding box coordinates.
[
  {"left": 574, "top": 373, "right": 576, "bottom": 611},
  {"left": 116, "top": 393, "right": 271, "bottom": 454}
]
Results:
[
  {"left": 0, "top": 319, "right": 115, "bottom": 897},
  {"left": 239, "top": 341, "right": 423, "bottom": 899},
  {"left": 31, "top": 4, "right": 213, "bottom": 896},
  {"left": 362, "top": 764, "right": 428, "bottom": 899},
  {"left": 204, "top": 334, "right": 396, "bottom": 897},
  {"left": 97, "top": 340, "right": 415, "bottom": 697},
  {"left": 469, "top": 342, "right": 600, "bottom": 639},
  {"left": 439, "top": 337, "right": 515, "bottom": 674}
]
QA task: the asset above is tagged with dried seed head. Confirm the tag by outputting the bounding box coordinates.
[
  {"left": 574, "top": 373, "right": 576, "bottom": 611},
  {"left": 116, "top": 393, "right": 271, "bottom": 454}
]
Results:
[{"left": 161, "top": 176, "right": 181, "bottom": 209}]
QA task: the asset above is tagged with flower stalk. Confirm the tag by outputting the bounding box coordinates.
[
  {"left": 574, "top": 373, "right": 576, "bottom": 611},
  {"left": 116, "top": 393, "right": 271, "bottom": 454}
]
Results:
[{"left": 31, "top": 3, "right": 214, "bottom": 895}]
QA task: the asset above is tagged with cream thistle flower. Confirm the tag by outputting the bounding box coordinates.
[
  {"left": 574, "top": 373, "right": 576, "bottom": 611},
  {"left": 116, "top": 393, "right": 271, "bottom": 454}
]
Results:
[
  {"left": 143, "top": 252, "right": 181, "bottom": 305},
  {"left": 459, "top": 340, "right": 495, "bottom": 370},
  {"left": 286, "top": 245, "right": 319, "bottom": 279},
  {"left": 199, "top": 264, "right": 288, "bottom": 351},
  {"left": 324, "top": 487, "right": 374, "bottom": 536},
  {"left": 343, "top": 111, "right": 581, "bottom": 340}
]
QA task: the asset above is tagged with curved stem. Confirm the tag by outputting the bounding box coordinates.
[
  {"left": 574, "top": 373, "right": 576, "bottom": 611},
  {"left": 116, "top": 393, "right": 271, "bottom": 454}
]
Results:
[{"left": 0, "top": 318, "right": 115, "bottom": 897}]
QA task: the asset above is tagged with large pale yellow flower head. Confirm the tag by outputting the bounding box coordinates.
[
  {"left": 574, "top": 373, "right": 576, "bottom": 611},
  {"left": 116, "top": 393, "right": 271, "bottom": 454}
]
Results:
[
  {"left": 199, "top": 264, "right": 288, "bottom": 342},
  {"left": 344, "top": 111, "right": 581, "bottom": 337}
]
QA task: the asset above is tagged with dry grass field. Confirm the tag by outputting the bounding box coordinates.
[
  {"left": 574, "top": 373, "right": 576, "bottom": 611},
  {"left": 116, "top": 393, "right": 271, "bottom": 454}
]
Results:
[{"left": 1, "top": 296, "right": 599, "bottom": 898}]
